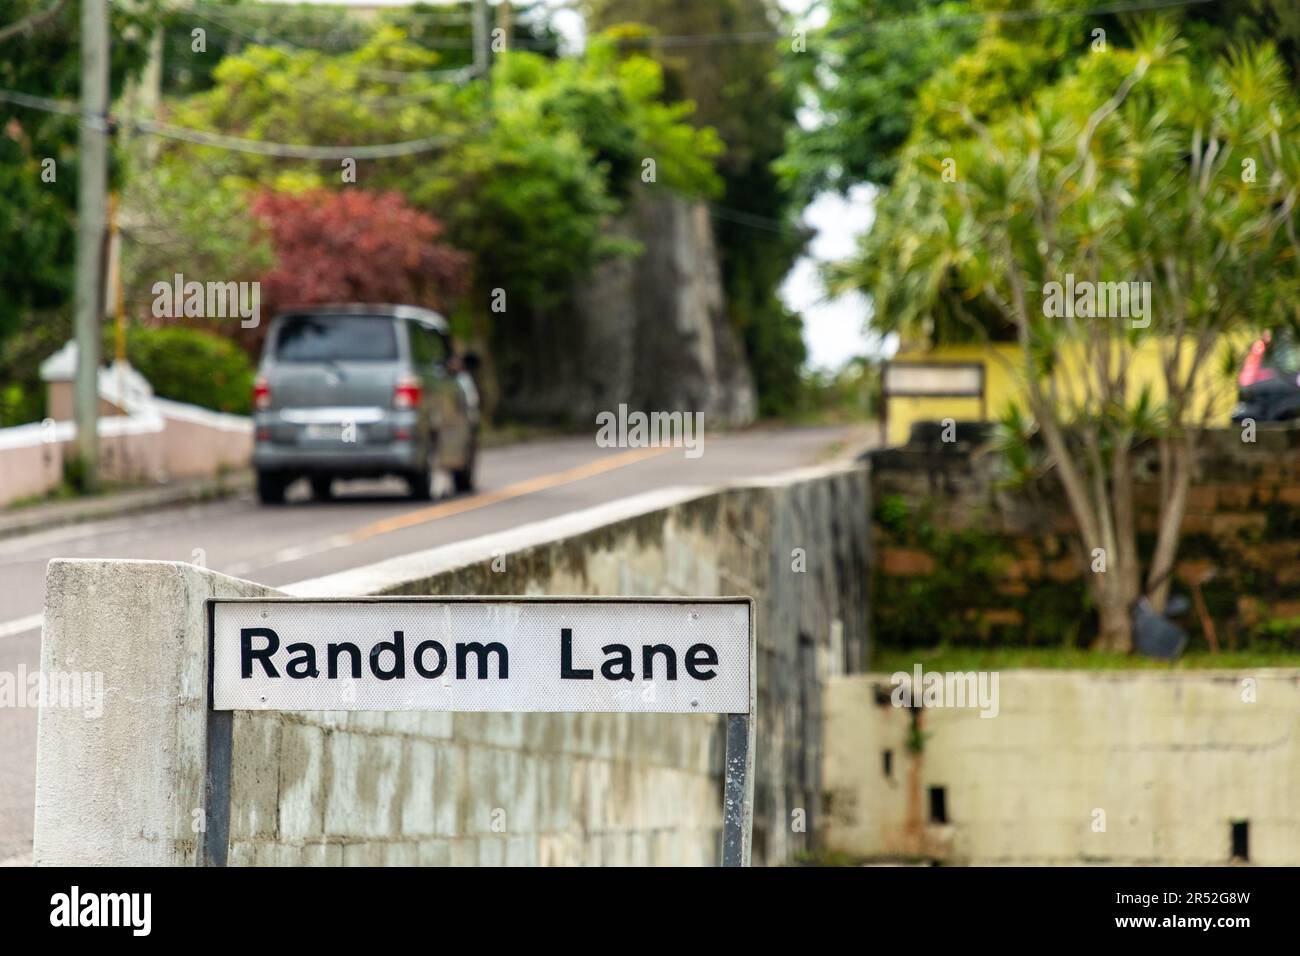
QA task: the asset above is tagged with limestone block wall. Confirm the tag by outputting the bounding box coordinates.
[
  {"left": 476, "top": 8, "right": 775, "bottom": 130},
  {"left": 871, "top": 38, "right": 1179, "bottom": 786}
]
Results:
[
  {"left": 503, "top": 191, "right": 757, "bottom": 426},
  {"left": 35, "top": 463, "right": 870, "bottom": 866},
  {"left": 870, "top": 424, "right": 1300, "bottom": 649},
  {"left": 822, "top": 670, "right": 1300, "bottom": 865}
]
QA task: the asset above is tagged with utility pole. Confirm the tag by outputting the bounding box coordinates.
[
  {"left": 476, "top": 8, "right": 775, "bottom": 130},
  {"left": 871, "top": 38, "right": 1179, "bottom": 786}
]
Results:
[
  {"left": 472, "top": 0, "right": 490, "bottom": 78},
  {"left": 497, "top": 0, "right": 512, "bottom": 51},
  {"left": 73, "top": 0, "right": 109, "bottom": 491}
]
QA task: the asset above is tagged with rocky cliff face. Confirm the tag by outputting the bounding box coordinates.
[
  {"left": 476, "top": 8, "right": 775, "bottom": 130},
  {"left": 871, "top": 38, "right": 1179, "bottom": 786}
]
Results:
[{"left": 500, "top": 190, "right": 757, "bottom": 427}]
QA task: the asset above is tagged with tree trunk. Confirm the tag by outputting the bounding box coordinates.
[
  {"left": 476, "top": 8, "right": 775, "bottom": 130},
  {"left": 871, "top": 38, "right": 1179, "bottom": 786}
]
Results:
[
  {"left": 1095, "top": 597, "right": 1133, "bottom": 653},
  {"left": 1147, "top": 437, "right": 1194, "bottom": 612}
]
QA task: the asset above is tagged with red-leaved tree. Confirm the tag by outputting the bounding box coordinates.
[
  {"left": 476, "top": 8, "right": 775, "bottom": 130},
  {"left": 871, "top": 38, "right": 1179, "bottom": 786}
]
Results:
[{"left": 247, "top": 189, "right": 469, "bottom": 349}]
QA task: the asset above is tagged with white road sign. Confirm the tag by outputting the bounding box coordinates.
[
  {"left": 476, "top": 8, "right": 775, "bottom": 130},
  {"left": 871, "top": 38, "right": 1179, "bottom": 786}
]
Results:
[{"left": 210, "top": 597, "right": 752, "bottom": 714}]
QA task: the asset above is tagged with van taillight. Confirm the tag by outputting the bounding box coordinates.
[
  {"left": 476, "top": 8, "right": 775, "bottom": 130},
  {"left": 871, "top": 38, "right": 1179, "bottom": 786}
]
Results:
[
  {"left": 1239, "top": 336, "right": 1276, "bottom": 387},
  {"left": 253, "top": 378, "right": 271, "bottom": 410},
  {"left": 394, "top": 376, "right": 422, "bottom": 409}
]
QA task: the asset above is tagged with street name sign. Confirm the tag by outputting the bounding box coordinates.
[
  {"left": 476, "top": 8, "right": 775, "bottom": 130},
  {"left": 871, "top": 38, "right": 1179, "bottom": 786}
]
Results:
[
  {"left": 203, "top": 596, "right": 755, "bottom": 867},
  {"left": 210, "top": 597, "right": 751, "bottom": 714}
]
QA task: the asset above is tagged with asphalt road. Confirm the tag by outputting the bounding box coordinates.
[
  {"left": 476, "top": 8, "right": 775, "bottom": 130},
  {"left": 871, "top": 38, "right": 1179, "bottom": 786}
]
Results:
[{"left": 0, "top": 425, "right": 855, "bottom": 862}]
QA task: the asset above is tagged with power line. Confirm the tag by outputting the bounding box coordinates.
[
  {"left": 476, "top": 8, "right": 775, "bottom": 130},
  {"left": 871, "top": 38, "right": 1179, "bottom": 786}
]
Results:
[
  {"left": 160, "top": 24, "right": 389, "bottom": 52},
  {"left": 10, "top": 0, "right": 1224, "bottom": 60},
  {"left": 611, "top": 0, "right": 1215, "bottom": 48},
  {"left": 146, "top": 1, "right": 490, "bottom": 99},
  {"left": 845, "top": 0, "right": 1215, "bottom": 34},
  {"left": 182, "top": 4, "right": 449, "bottom": 77},
  {"left": 0, "top": 86, "right": 465, "bottom": 158},
  {"left": 165, "top": 21, "right": 514, "bottom": 53},
  {"left": 166, "top": 1, "right": 556, "bottom": 63},
  {"left": 708, "top": 203, "right": 806, "bottom": 238},
  {"left": 131, "top": 116, "right": 459, "bottom": 159},
  {"left": 155, "top": 2, "right": 462, "bottom": 81},
  {"left": 1, "top": 0, "right": 1222, "bottom": 154},
  {"left": 155, "top": 31, "right": 478, "bottom": 103},
  {"left": 143, "top": 1, "right": 549, "bottom": 110},
  {"left": 167, "top": 24, "right": 551, "bottom": 53},
  {"left": 0, "top": 86, "right": 82, "bottom": 117},
  {"left": 114, "top": 0, "right": 1210, "bottom": 64},
  {"left": 185, "top": 1, "right": 474, "bottom": 26}
]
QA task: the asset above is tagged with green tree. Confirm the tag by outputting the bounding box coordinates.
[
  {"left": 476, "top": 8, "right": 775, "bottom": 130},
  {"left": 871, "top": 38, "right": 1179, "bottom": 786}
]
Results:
[
  {"left": 779, "top": 0, "right": 980, "bottom": 197},
  {"left": 842, "top": 24, "right": 1300, "bottom": 651},
  {"left": 421, "top": 43, "right": 722, "bottom": 401},
  {"left": 120, "top": 165, "right": 272, "bottom": 333},
  {"left": 0, "top": 0, "right": 160, "bottom": 424},
  {"left": 133, "top": 28, "right": 720, "bottom": 411},
  {"left": 784, "top": 0, "right": 1300, "bottom": 206},
  {"left": 124, "top": 325, "right": 254, "bottom": 414},
  {"left": 155, "top": 2, "right": 561, "bottom": 97},
  {"left": 421, "top": 43, "right": 722, "bottom": 303}
]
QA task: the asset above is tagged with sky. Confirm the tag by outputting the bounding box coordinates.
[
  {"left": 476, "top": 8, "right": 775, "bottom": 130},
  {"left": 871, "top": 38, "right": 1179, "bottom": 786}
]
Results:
[
  {"left": 780, "top": 188, "right": 880, "bottom": 371},
  {"left": 264, "top": 0, "right": 884, "bottom": 370}
]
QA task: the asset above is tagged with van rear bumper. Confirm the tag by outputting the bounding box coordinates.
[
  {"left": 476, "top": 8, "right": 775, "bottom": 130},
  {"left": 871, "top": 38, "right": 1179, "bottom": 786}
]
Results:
[{"left": 253, "top": 441, "right": 422, "bottom": 477}]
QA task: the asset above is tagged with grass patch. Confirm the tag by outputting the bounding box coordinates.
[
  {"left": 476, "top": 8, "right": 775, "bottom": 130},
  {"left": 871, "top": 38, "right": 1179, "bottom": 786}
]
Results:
[
  {"left": 3, "top": 478, "right": 149, "bottom": 512},
  {"left": 5, "top": 484, "right": 82, "bottom": 510},
  {"left": 871, "top": 645, "right": 1300, "bottom": 672}
]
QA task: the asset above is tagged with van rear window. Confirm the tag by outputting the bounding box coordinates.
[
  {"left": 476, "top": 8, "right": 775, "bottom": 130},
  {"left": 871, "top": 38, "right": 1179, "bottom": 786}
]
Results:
[{"left": 275, "top": 315, "right": 398, "bottom": 362}]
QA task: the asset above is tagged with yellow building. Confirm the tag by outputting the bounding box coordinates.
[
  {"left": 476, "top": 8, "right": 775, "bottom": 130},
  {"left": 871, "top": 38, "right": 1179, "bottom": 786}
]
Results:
[{"left": 881, "top": 337, "right": 1248, "bottom": 447}]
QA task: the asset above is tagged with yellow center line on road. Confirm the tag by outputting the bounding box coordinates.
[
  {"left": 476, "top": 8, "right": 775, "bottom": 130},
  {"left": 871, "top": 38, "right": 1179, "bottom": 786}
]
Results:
[{"left": 343, "top": 444, "right": 672, "bottom": 546}]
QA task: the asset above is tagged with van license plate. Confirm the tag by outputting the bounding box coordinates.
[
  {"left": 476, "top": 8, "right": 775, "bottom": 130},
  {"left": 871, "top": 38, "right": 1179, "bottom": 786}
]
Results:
[{"left": 304, "top": 424, "right": 345, "bottom": 441}]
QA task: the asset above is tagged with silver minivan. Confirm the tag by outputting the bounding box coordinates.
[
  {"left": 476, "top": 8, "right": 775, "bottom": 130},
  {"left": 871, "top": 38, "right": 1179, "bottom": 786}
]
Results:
[{"left": 252, "top": 304, "right": 479, "bottom": 504}]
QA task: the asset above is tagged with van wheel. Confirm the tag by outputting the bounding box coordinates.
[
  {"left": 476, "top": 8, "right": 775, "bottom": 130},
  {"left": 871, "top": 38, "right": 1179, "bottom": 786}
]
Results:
[
  {"left": 257, "top": 471, "right": 287, "bottom": 505},
  {"left": 310, "top": 476, "right": 334, "bottom": 500},
  {"left": 408, "top": 440, "right": 438, "bottom": 501},
  {"left": 451, "top": 436, "right": 477, "bottom": 494}
]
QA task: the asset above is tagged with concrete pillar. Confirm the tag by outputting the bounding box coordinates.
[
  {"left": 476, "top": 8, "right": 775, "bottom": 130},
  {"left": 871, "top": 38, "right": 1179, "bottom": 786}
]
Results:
[{"left": 34, "top": 559, "right": 278, "bottom": 865}]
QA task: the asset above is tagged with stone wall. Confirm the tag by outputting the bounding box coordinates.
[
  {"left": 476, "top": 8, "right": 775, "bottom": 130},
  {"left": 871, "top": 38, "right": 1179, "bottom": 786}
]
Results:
[
  {"left": 499, "top": 190, "right": 756, "bottom": 427},
  {"left": 0, "top": 352, "right": 252, "bottom": 507},
  {"left": 869, "top": 424, "right": 1300, "bottom": 650},
  {"left": 822, "top": 670, "right": 1300, "bottom": 865},
  {"left": 34, "top": 463, "right": 869, "bottom": 866}
]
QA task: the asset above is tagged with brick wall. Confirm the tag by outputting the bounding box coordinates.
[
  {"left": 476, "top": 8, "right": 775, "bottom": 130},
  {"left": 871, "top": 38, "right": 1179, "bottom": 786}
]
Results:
[{"left": 869, "top": 424, "right": 1300, "bottom": 650}]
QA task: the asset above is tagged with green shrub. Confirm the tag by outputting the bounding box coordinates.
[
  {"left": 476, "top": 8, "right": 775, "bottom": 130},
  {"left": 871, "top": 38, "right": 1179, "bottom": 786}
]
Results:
[
  {"left": 0, "top": 309, "right": 69, "bottom": 427},
  {"left": 126, "top": 326, "right": 253, "bottom": 415},
  {"left": 0, "top": 381, "right": 43, "bottom": 427}
]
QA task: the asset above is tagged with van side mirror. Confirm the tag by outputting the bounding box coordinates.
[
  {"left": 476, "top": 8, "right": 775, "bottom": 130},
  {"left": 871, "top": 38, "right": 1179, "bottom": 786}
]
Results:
[{"left": 461, "top": 351, "right": 481, "bottom": 374}]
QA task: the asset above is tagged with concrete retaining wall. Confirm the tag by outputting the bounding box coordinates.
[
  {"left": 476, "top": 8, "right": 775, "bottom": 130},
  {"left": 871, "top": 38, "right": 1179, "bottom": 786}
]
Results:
[
  {"left": 0, "top": 356, "right": 251, "bottom": 507},
  {"left": 34, "top": 560, "right": 274, "bottom": 866},
  {"left": 0, "top": 414, "right": 167, "bottom": 505},
  {"left": 34, "top": 462, "right": 870, "bottom": 865},
  {"left": 821, "top": 670, "right": 1300, "bottom": 865}
]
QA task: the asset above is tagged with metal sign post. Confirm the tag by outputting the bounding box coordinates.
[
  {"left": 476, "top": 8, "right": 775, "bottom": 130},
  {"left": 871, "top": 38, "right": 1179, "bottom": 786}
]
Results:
[
  {"left": 721, "top": 594, "right": 756, "bottom": 868},
  {"left": 202, "top": 595, "right": 754, "bottom": 867},
  {"left": 720, "top": 713, "right": 754, "bottom": 866}
]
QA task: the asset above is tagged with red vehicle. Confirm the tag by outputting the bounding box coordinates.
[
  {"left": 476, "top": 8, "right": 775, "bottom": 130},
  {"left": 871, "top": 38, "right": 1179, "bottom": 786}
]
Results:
[{"left": 1231, "top": 330, "right": 1300, "bottom": 423}]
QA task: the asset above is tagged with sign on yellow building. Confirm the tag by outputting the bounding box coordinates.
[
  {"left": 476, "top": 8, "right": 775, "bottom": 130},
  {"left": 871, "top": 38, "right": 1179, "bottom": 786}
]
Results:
[{"left": 880, "top": 339, "right": 1246, "bottom": 447}]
